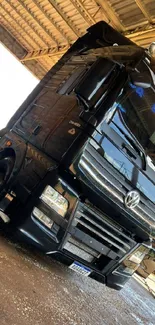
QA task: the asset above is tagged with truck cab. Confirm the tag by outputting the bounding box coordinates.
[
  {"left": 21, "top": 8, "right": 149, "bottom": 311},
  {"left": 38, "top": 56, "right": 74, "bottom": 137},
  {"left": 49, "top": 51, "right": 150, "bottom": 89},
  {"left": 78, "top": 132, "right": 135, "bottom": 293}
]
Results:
[{"left": 0, "top": 21, "right": 154, "bottom": 290}]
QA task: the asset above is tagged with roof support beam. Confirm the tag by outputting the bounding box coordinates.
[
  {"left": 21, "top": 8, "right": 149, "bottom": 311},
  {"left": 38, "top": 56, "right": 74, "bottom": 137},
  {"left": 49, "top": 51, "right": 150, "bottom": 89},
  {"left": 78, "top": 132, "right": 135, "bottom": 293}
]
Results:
[
  {"left": 135, "top": 0, "right": 153, "bottom": 24},
  {"left": 17, "top": 0, "right": 58, "bottom": 46},
  {"left": 0, "top": 25, "right": 26, "bottom": 59},
  {"left": 32, "top": 0, "right": 71, "bottom": 44},
  {"left": 96, "top": 0, "right": 125, "bottom": 31},
  {"left": 0, "top": 25, "right": 46, "bottom": 79},
  {"left": 125, "top": 25, "right": 155, "bottom": 38},
  {"left": 125, "top": 25, "right": 155, "bottom": 47},
  {"left": 20, "top": 46, "right": 69, "bottom": 61},
  {"left": 48, "top": 0, "right": 81, "bottom": 37},
  {"left": 5, "top": 0, "right": 48, "bottom": 48},
  {"left": 0, "top": 6, "right": 40, "bottom": 50},
  {"left": 69, "top": 0, "right": 96, "bottom": 25}
]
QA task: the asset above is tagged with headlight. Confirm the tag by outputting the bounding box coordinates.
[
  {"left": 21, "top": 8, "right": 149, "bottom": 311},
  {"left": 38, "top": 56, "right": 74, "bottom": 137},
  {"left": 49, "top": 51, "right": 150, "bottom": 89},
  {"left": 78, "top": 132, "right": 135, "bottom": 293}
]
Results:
[
  {"left": 40, "top": 186, "right": 68, "bottom": 217},
  {"left": 33, "top": 207, "right": 53, "bottom": 229}
]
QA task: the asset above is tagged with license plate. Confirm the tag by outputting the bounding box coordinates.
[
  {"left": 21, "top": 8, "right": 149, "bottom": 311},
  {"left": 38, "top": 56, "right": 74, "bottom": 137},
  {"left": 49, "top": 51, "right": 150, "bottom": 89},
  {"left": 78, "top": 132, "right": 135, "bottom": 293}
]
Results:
[{"left": 69, "top": 261, "right": 91, "bottom": 276}]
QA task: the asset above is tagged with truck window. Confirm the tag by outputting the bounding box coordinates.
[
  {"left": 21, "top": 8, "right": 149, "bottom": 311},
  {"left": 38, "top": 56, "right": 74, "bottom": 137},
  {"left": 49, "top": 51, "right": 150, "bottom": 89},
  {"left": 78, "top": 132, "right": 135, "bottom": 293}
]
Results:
[{"left": 75, "top": 58, "right": 117, "bottom": 109}]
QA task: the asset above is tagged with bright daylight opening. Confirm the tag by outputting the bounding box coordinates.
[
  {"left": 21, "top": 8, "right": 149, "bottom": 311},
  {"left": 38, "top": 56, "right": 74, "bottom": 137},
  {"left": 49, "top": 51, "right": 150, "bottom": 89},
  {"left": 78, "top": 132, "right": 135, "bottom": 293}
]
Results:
[{"left": 0, "top": 44, "right": 39, "bottom": 130}]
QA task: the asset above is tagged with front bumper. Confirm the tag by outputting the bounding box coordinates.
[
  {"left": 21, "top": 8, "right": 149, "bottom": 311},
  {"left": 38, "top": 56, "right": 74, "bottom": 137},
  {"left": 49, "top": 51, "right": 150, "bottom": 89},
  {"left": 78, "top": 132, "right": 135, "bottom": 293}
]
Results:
[{"left": 16, "top": 184, "right": 141, "bottom": 289}]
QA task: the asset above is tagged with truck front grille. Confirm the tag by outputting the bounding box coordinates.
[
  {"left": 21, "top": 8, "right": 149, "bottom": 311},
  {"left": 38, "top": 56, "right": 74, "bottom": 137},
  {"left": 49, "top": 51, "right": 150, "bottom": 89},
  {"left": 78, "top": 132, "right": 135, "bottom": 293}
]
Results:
[
  {"left": 63, "top": 203, "right": 136, "bottom": 271},
  {"left": 73, "top": 205, "right": 135, "bottom": 256}
]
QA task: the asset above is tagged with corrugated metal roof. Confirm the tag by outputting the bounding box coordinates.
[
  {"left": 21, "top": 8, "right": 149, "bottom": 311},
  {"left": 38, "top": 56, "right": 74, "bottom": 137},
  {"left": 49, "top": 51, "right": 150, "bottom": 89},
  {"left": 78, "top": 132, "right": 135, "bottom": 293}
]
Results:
[{"left": 0, "top": 0, "right": 155, "bottom": 78}]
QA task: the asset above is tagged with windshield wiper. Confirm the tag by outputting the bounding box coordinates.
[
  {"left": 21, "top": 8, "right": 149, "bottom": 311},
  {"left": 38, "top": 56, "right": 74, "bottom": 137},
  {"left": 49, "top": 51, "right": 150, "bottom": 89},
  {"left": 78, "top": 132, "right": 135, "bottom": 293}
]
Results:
[{"left": 112, "top": 121, "right": 147, "bottom": 170}]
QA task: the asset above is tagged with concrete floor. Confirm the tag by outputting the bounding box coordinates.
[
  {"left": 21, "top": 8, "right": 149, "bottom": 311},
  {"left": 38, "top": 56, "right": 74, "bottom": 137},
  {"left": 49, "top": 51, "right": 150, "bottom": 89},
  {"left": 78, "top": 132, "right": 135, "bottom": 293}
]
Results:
[{"left": 0, "top": 234, "right": 154, "bottom": 325}]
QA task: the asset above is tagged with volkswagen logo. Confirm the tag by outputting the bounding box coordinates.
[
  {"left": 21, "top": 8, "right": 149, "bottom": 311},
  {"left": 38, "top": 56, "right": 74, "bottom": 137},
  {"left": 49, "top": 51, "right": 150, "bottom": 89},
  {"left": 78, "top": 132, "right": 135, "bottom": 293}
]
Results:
[{"left": 124, "top": 190, "right": 140, "bottom": 209}]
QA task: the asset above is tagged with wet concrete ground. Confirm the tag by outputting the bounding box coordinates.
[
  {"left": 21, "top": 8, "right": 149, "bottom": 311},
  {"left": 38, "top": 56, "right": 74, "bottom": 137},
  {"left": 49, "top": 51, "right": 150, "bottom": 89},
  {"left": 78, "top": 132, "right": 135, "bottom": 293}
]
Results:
[{"left": 0, "top": 234, "right": 154, "bottom": 325}]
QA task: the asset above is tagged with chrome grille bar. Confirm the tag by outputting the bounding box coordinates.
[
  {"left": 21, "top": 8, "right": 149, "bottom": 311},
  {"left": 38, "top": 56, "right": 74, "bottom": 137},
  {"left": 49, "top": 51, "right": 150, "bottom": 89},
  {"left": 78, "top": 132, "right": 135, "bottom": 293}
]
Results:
[
  {"left": 75, "top": 212, "right": 131, "bottom": 249},
  {"left": 79, "top": 142, "right": 155, "bottom": 231},
  {"left": 75, "top": 218, "right": 126, "bottom": 253},
  {"left": 73, "top": 204, "right": 135, "bottom": 257}
]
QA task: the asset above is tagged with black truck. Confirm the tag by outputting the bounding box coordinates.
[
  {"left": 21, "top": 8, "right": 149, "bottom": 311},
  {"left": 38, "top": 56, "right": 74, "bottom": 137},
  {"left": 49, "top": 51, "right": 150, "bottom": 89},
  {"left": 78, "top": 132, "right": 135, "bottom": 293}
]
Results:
[{"left": 0, "top": 21, "right": 154, "bottom": 290}]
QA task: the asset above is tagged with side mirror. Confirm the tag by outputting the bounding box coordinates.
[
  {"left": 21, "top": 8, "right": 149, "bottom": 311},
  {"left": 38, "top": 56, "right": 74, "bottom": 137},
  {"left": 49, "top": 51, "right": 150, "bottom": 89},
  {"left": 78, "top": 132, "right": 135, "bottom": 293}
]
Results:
[{"left": 148, "top": 42, "right": 155, "bottom": 58}]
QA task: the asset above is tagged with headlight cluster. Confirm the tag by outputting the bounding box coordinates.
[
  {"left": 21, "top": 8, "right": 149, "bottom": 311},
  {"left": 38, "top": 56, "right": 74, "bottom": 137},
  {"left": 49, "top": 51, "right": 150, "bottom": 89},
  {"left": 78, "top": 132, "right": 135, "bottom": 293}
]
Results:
[
  {"left": 33, "top": 186, "right": 68, "bottom": 229},
  {"left": 40, "top": 186, "right": 68, "bottom": 217}
]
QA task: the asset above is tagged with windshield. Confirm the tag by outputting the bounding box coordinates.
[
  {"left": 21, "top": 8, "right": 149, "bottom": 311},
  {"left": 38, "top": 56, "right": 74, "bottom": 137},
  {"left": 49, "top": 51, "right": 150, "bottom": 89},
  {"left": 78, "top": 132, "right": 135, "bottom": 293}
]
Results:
[
  {"left": 92, "top": 80, "right": 155, "bottom": 202},
  {"left": 117, "top": 82, "right": 155, "bottom": 165}
]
